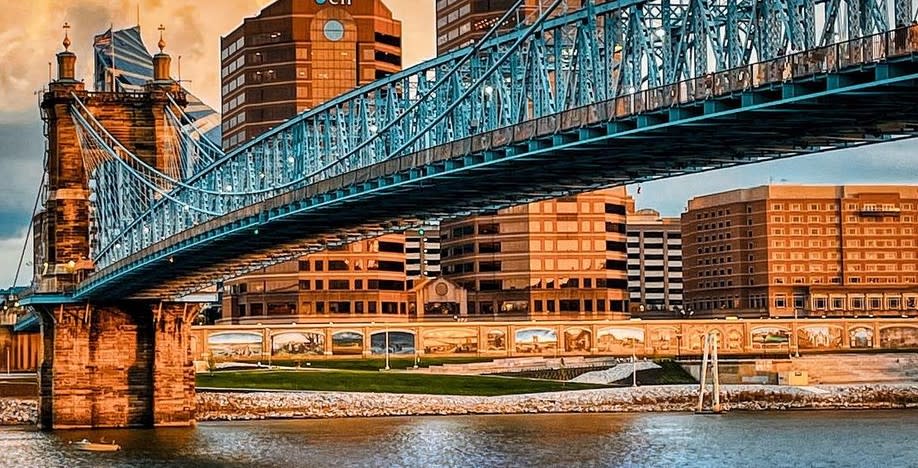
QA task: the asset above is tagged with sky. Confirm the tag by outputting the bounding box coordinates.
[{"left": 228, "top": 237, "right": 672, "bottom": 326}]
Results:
[{"left": 0, "top": 0, "right": 915, "bottom": 287}]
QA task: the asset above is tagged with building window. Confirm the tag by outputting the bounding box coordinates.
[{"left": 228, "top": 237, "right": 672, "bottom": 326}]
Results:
[
  {"left": 329, "top": 280, "right": 349, "bottom": 290},
  {"left": 775, "top": 296, "right": 787, "bottom": 308},
  {"left": 558, "top": 299, "right": 580, "bottom": 312}
]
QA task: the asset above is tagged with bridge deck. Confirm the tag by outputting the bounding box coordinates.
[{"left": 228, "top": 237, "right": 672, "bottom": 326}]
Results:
[{"left": 77, "top": 33, "right": 918, "bottom": 300}]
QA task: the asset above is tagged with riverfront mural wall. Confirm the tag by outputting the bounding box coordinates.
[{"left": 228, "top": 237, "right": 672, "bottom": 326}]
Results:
[{"left": 190, "top": 318, "right": 918, "bottom": 362}]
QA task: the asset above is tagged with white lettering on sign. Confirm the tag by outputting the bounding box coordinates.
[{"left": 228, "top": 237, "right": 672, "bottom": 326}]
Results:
[{"left": 316, "top": 0, "right": 353, "bottom": 5}]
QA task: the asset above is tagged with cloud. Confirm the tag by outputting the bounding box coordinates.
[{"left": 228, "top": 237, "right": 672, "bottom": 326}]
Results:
[
  {"left": 0, "top": 234, "right": 31, "bottom": 287},
  {"left": 0, "top": 1, "right": 433, "bottom": 113},
  {"left": 0, "top": 120, "right": 43, "bottom": 238},
  {"left": 629, "top": 139, "right": 918, "bottom": 216}
]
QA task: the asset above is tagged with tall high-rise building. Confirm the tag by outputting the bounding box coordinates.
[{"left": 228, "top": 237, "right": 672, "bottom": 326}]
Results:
[
  {"left": 93, "top": 26, "right": 222, "bottom": 146},
  {"left": 682, "top": 185, "right": 918, "bottom": 318},
  {"left": 220, "top": 0, "right": 402, "bottom": 150},
  {"left": 627, "top": 209, "right": 683, "bottom": 317},
  {"left": 435, "top": 0, "right": 583, "bottom": 55},
  {"left": 440, "top": 188, "right": 633, "bottom": 318}
]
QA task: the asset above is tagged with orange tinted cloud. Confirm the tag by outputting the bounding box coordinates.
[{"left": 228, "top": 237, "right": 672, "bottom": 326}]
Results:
[{"left": 0, "top": 0, "right": 433, "bottom": 114}]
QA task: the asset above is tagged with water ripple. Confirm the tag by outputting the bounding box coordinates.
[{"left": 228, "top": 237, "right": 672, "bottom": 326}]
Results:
[{"left": 1, "top": 410, "right": 917, "bottom": 467}]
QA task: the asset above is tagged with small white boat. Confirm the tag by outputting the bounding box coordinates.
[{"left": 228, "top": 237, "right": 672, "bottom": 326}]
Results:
[{"left": 70, "top": 438, "right": 121, "bottom": 452}]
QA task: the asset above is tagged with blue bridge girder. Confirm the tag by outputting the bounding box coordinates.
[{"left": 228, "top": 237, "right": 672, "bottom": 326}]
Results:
[{"left": 60, "top": 0, "right": 918, "bottom": 300}]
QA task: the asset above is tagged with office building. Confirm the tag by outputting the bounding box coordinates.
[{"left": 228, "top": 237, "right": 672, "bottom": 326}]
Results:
[
  {"left": 682, "top": 185, "right": 918, "bottom": 318},
  {"left": 627, "top": 209, "right": 683, "bottom": 317},
  {"left": 220, "top": 0, "right": 402, "bottom": 150},
  {"left": 441, "top": 188, "right": 633, "bottom": 318},
  {"left": 436, "top": 0, "right": 583, "bottom": 54},
  {"left": 93, "top": 25, "right": 221, "bottom": 146},
  {"left": 222, "top": 227, "right": 445, "bottom": 323}
]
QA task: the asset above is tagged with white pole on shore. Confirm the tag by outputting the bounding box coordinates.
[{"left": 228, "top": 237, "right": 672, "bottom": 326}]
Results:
[
  {"left": 385, "top": 325, "right": 390, "bottom": 371},
  {"left": 697, "top": 333, "right": 710, "bottom": 412},
  {"left": 632, "top": 345, "right": 637, "bottom": 387},
  {"left": 712, "top": 333, "right": 721, "bottom": 413}
]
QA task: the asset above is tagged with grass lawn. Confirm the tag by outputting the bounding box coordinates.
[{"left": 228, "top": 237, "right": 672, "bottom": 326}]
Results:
[
  {"left": 267, "top": 356, "right": 494, "bottom": 372},
  {"left": 197, "top": 370, "right": 610, "bottom": 396}
]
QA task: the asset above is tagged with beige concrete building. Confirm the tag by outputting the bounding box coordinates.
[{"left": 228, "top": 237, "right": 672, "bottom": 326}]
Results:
[
  {"left": 627, "top": 209, "right": 683, "bottom": 317},
  {"left": 441, "top": 188, "right": 633, "bottom": 318},
  {"left": 682, "top": 185, "right": 918, "bottom": 318},
  {"left": 220, "top": 0, "right": 401, "bottom": 150}
]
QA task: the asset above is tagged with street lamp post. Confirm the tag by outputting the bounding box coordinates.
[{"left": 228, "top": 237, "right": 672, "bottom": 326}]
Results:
[
  {"left": 384, "top": 324, "right": 391, "bottom": 371},
  {"left": 793, "top": 309, "right": 800, "bottom": 358},
  {"left": 632, "top": 341, "right": 638, "bottom": 387}
]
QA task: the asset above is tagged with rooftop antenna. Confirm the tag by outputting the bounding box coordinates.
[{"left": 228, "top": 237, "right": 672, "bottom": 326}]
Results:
[{"left": 136, "top": 2, "right": 141, "bottom": 27}]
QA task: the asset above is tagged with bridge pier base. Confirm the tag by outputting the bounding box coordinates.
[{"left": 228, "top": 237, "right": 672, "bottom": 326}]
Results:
[{"left": 36, "top": 302, "right": 198, "bottom": 429}]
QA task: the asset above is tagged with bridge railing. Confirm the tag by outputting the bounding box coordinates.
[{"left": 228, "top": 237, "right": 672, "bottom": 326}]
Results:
[{"left": 82, "top": 17, "right": 918, "bottom": 289}]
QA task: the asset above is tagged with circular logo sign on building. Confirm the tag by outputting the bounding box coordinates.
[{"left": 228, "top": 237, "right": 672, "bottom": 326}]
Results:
[{"left": 324, "top": 20, "right": 345, "bottom": 41}]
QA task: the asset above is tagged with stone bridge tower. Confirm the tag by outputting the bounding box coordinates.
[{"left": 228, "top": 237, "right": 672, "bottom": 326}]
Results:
[{"left": 30, "top": 26, "right": 198, "bottom": 429}]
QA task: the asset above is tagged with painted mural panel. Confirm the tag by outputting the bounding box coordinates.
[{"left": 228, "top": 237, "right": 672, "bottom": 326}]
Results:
[
  {"left": 596, "top": 327, "right": 644, "bottom": 354},
  {"left": 514, "top": 328, "right": 558, "bottom": 354},
  {"left": 796, "top": 326, "right": 844, "bottom": 349},
  {"left": 751, "top": 327, "right": 791, "bottom": 349},
  {"left": 880, "top": 326, "right": 918, "bottom": 349},
  {"left": 207, "top": 332, "right": 262, "bottom": 359},
  {"left": 849, "top": 327, "right": 874, "bottom": 349},
  {"left": 486, "top": 330, "right": 507, "bottom": 351},
  {"left": 564, "top": 327, "right": 592, "bottom": 353},
  {"left": 370, "top": 331, "right": 416, "bottom": 355},
  {"left": 722, "top": 326, "right": 745, "bottom": 351},
  {"left": 272, "top": 332, "right": 325, "bottom": 357},
  {"left": 331, "top": 331, "right": 364, "bottom": 355},
  {"left": 648, "top": 326, "right": 678, "bottom": 352},
  {"left": 422, "top": 329, "right": 478, "bottom": 354},
  {"left": 683, "top": 325, "right": 712, "bottom": 351}
]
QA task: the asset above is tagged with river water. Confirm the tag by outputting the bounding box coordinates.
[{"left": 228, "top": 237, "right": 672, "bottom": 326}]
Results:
[{"left": 1, "top": 410, "right": 916, "bottom": 467}]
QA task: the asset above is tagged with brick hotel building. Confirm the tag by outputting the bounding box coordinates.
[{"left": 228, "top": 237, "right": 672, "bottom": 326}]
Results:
[
  {"left": 682, "top": 185, "right": 918, "bottom": 318},
  {"left": 220, "top": 0, "right": 401, "bottom": 150}
]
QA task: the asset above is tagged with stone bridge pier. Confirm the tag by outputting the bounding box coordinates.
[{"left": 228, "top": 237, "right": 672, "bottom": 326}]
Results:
[{"left": 35, "top": 302, "right": 199, "bottom": 429}]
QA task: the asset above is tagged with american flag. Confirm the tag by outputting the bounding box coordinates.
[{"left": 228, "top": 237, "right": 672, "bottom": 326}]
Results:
[{"left": 93, "top": 29, "right": 113, "bottom": 48}]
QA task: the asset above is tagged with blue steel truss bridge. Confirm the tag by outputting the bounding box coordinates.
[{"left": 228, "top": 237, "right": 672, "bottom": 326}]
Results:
[{"left": 33, "top": 0, "right": 918, "bottom": 301}]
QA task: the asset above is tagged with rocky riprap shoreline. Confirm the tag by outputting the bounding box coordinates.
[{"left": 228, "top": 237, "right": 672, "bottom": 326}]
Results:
[
  {"left": 0, "top": 399, "right": 37, "bottom": 426},
  {"left": 196, "top": 384, "right": 918, "bottom": 421},
  {"left": 4, "top": 385, "right": 918, "bottom": 425}
]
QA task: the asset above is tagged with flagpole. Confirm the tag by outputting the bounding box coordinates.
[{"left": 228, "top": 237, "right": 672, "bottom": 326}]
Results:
[{"left": 110, "top": 23, "right": 116, "bottom": 92}]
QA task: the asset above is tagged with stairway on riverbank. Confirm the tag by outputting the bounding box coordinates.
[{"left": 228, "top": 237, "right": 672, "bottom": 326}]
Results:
[{"left": 777, "top": 353, "right": 918, "bottom": 384}]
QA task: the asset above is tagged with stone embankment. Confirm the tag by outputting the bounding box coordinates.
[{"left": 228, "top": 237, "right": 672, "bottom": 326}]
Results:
[{"left": 4, "top": 385, "right": 918, "bottom": 425}]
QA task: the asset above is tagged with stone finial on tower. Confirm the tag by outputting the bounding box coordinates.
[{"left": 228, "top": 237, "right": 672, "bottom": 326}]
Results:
[
  {"left": 62, "top": 22, "right": 71, "bottom": 51},
  {"left": 157, "top": 24, "right": 166, "bottom": 52},
  {"left": 152, "top": 24, "right": 172, "bottom": 82},
  {"left": 57, "top": 22, "right": 77, "bottom": 82}
]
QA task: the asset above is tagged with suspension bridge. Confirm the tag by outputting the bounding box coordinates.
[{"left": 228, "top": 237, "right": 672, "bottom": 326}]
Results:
[
  {"left": 52, "top": 0, "right": 918, "bottom": 302},
  {"left": 16, "top": 0, "right": 918, "bottom": 428}
]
